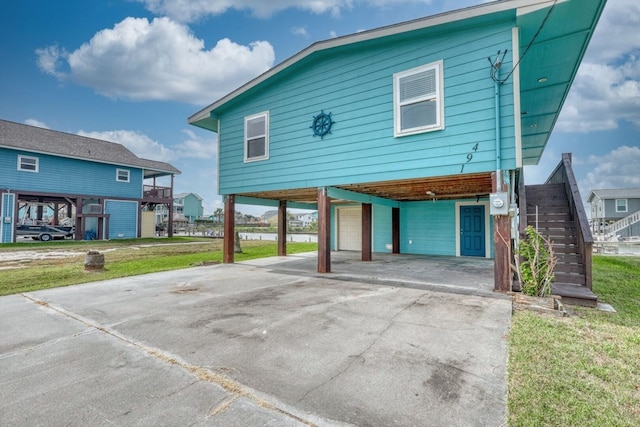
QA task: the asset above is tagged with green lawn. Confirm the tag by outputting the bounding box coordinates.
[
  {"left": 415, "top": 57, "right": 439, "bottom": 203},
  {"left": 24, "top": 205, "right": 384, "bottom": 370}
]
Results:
[
  {"left": 508, "top": 255, "right": 640, "bottom": 426},
  {"left": 0, "top": 238, "right": 317, "bottom": 296}
]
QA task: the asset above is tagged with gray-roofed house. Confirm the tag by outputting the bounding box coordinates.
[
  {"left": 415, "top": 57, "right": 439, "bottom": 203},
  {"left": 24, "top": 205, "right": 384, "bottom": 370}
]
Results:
[
  {"left": 0, "top": 119, "right": 180, "bottom": 243},
  {"left": 588, "top": 188, "right": 640, "bottom": 238}
]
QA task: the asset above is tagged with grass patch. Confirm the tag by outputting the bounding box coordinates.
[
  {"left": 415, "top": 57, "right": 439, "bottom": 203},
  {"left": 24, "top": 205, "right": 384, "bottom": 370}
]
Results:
[
  {"left": 508, "top": 255, "right": 640, "bottom": 426},
  {"left": 0, "top": 238, "right": 317, "bottom": 296}
]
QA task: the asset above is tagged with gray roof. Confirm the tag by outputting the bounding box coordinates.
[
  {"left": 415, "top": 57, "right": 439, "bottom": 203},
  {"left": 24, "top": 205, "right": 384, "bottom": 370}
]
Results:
[
  {"left": 174, "top": 192, "right": 203, "bottom": 200},
  {"left": 0, "top": 119, "right": 180, "bottom": 177},
  {"left": 588, "top": 188, "right": 640, "bottom": 202}
]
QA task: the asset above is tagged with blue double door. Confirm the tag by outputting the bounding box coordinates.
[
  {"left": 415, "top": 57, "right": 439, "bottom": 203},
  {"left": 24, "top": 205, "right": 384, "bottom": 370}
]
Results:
[{"left": 460, "top": 205, "right": 485, "bottom": 257}]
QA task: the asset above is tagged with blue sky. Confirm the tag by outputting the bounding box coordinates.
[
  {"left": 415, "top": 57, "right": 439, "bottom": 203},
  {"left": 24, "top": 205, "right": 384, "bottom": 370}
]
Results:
[{"left": 1, "top": 0, "right": 638, "bottom": 216}]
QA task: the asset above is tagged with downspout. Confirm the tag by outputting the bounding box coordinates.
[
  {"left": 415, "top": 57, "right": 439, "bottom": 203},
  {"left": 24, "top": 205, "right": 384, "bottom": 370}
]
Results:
[{"left": 494, "top": 63, "right": 502, "bottom": 190}]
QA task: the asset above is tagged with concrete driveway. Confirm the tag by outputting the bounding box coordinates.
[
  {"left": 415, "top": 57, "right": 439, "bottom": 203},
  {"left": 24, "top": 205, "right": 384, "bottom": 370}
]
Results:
[{"left": 0, "top": 252, "right": 511, "bottom": 426}]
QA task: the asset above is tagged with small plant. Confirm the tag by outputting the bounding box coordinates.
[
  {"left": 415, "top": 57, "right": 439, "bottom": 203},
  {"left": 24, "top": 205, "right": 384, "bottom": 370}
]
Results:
[{"left": 516, "top": 225, "right": 557, "bottom": 297}]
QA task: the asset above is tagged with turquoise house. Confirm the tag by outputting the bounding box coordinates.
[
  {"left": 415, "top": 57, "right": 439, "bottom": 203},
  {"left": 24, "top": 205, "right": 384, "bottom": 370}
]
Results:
[{"left": 189, "top": 0, "right": 606, "bottom": 293}]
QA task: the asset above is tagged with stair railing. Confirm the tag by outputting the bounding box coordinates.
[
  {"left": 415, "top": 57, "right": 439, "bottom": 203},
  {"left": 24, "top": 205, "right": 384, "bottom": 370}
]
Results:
[
  {"left": 606, "top": 209, "right": 640, "bottom": 238},
  {"left": 545, "top": 153, "right": 594, "bottom": 289}
]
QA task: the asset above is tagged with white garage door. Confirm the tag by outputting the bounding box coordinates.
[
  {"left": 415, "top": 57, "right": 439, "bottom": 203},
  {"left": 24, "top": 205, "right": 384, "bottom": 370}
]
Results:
[{"left": 338, "top": 207, "right": 362, "bottom": 251}]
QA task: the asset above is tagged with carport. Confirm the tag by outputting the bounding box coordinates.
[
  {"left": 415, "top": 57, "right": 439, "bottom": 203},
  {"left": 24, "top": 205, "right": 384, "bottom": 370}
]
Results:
[{"left": 220, "top": 171, "right": 510, "bottom": 293}]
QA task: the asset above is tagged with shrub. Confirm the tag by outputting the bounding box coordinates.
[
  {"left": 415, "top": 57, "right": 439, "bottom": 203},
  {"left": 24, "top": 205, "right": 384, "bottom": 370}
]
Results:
[{"left": 516, "top": 225, "right": 557, "bottom": 297}]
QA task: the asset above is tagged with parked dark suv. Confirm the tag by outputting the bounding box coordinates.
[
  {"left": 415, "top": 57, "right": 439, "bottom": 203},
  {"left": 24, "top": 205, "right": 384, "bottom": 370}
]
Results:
[{"left": 16, "top": 225, "right": 74, "bottom": 241}]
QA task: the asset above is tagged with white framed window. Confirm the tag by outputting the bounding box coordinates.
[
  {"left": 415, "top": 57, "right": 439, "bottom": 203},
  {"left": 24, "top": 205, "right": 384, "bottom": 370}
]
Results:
[
  {"left": 244, "top": 111, "right": 269, "bottom": 162},
  {"left": 116, "top": 168, "right": 130, "bottom": 183},
  {"left": 18, "top": 155, "right": 39, "bottom": 172},
  {"left": 394, "top": 60, "right": 444, "bottom": 137},
  {"left": 615, "top": 199, "right": 628, "bottom": 213}
]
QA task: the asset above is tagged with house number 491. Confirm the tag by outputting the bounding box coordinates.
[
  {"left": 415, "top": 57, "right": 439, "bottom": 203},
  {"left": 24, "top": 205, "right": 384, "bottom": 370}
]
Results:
[{"left": 460, "top": 143, "right": 479, "bottom": 173}]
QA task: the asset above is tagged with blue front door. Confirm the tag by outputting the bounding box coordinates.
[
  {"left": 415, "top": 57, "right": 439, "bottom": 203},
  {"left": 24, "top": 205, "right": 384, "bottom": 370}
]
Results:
[{"left": 460, "top": 205, "right": 485, "bottom": 257}]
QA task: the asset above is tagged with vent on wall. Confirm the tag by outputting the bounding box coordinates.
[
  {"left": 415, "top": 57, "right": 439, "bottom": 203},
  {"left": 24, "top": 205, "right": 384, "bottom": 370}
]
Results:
[{"left": 87, "top": 204, "right": 102, "bottom": 214}]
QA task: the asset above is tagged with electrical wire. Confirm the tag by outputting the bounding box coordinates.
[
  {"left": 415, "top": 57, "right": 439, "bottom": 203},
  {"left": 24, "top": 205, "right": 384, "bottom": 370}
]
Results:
[{"left": 489, "top": 0, "right": 558, "bottom": 84}]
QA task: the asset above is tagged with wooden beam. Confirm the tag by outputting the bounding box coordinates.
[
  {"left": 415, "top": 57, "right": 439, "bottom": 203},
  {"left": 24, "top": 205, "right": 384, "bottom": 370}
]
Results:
[
  {"left": 278, "top": 200, "right": 287, "bottom": 256},
  {"left": 362, "top": 203, "right": 372, "bottom": 261},
  {"left": 327, "top": 186, "right": 399, "bottom": 208},
  {"left": 223, "top": 194, "right": 235, "bottom": 264},
  {"left": 317, "top": 187, "right": 331, "bottom": 273},
  {"left": 492, "top": 172, "right": 511, "bottom": 292},
  {"left": 392, "top": 207, "right": 400, "bottom": 254}
]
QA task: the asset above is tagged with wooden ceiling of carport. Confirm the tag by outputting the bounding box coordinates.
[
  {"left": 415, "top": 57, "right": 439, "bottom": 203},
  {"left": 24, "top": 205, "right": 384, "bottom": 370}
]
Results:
[{"left": 237, "top": 172, "right": 494, "bottom": 204}]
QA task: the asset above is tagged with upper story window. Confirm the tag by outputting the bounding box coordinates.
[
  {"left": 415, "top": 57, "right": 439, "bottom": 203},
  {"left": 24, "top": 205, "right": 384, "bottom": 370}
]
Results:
[
  {"left": 244, "top": 111, "right": 269, "bottom": 162},
  {"left": 116, "top": 168, "right": 130, "bottom": 183},
  {"left": 18, "top": 155, "right": 39, "bottom": 172},
  {"left": 394, "top": 60, "right": 444, "bottom": 137},
  {"left": 616, "top": 199, "right": 628, "bottom": 213}
]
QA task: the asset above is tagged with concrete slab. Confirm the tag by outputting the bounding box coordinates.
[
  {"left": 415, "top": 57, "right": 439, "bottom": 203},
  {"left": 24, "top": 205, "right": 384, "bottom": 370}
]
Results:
[{"left": 0, "top": 253, "right": 511, "bottom": 426}]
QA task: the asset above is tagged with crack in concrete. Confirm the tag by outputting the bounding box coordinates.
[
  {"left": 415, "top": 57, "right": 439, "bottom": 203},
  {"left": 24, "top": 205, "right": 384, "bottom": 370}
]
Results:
[
  {"left": 20, "top": 293, "right": 319, "bottom": 427},
  {"left": 296, "top": 294, "right": 424, "bottom": 404}
]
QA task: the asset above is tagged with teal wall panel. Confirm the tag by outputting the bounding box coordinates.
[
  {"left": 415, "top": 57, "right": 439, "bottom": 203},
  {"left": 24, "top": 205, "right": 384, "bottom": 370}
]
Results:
[
  {"left": 373, "top": 205, "right": 393, "bottom": 253},
  {"left": 328, "top": 198, "right": 496, "bottom": 257},
  {"left": 400, "top": 200, "right": 458, "bottom": 256},
  {"left": 0, "top": 148, "right": 143, "bottom": 199},
  {"left": 217, "top": 19, "right": 517, "bottom": 195},
  {"left": 105, "top": 200, "right": 138, "bottom": 239}
]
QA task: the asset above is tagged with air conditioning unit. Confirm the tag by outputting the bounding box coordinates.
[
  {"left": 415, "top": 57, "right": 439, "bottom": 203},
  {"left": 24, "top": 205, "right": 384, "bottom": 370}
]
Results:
[{"left": 87, "top": 204, "right": 103, "bottom": 214}]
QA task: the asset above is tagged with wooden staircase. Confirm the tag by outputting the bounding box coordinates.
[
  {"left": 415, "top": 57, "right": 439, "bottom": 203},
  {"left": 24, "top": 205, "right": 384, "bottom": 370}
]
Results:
[{"left": 524, "top": 183, "right": 597, "bottom": 307}]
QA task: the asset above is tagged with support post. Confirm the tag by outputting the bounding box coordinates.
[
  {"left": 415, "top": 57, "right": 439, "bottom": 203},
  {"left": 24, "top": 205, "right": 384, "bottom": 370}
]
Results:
[
  {"left": 278, "top": 200, "right": 287, "bottom": 256},
  {"left": 168, "top": 174, "right": 175, "bottom": 237},
  {"left": 493, "top": 172, "right": 511, "bottom": 292},
  {"left": 223, "top": 195, "right": 235, "bottom": 264},
  {"left": 317, "top": 187, "right": 331, "bottom": 273},
  {"left": 392, "top": 207, "right": 400, "bottom": 254},
  {"left": 362, "top": 203, "right": 372, "bottom": 261}
]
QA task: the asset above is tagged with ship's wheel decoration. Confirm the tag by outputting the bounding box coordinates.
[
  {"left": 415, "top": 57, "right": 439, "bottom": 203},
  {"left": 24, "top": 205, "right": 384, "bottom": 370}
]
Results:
[{"left": 311, "top": 110, "right": 335, "bottom": 139}]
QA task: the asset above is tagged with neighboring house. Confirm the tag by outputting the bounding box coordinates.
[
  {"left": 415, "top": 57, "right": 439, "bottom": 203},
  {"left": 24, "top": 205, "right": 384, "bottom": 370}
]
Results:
[
  {"left": 188, "top": 0, "right": 606, "bottom": 299},
  {"left": 0, "top": 119, "right": 180, "bottom": 242},
  {"left": 162, "top": 192, "right": 204, "bottom": 223},
  {"left": 293, "top": 212, "right": 316, "bottom": 228},
  {"left": 588, "top": 188, "right": 640, "bottom": 238}
]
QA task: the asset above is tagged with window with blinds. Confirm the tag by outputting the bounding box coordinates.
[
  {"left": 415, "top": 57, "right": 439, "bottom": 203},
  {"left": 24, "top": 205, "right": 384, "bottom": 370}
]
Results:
[
  {"left": 393, "top": 60, "right": 444, "bottom": 136},
  {"left": 244, "top": 111, "right": 269, "bottom": 162}
]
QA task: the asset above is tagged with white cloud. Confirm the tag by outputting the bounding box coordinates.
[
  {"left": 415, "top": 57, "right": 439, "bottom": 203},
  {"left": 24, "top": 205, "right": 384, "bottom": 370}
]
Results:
[
  {"left": 78, "top": 129, "right": 176, "bottom": 162},
  {"left": 292, "top": 26, "right": 309, "bottom": 37},
  {"left": 580, "top": 145, "right": 640, "bottom": 191},
  {"left": 139, "top": 0, "right": 346, "bottom": 21},
  {"left": 76, "top": 128, "right": 216, "bottom": 162},
  {"left": 556, "top": 0, "right": 640, "bottom": 133},
  {"left": 137, "top": 0, "right": 437, "bottom": 21},
  {"left": 35, "top": 45, "right": 67, "bottom": 79},
  {"left": 174, "top": 129, "right": 217, "bottom": 159},
  {"left": 24, "top": 119, "right": 49, "bottom": 129},
  {"left": 36, "top": 17, "right": 275, "bottom": 105}
]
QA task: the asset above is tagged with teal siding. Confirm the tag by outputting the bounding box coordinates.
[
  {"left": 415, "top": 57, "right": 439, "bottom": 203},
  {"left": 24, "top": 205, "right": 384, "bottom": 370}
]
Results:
[
  {"left": 373, "top": 205, "right": 393, "bottom": 253},
  {"left": 331, "top": 199, "right": 495, "bottom": 257},
  {"left": 1, "top": 193, "right": 15, "bottom": 243},
  {"left": 105, "top": 200, "right": 138, "bottom": 239},
  {"left": 400, "top": 201, "right": 458, "bottom": 256},
  {"left": 218, "top": 20, "right": 516, "bottom": 195},
  {"left": 0, "top": 148, "right": 143, "bottom": 198}
]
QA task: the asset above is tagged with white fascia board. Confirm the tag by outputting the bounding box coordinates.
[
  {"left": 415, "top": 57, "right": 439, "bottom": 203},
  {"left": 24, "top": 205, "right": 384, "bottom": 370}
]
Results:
[{"left": 512, "top": 26, "right": 523, "bottom": 168}]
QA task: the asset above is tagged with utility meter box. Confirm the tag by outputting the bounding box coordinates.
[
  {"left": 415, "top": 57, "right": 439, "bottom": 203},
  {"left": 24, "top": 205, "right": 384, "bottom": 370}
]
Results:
[{"left": 490, "top": 192, "right": 509, "bottom": 216}]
